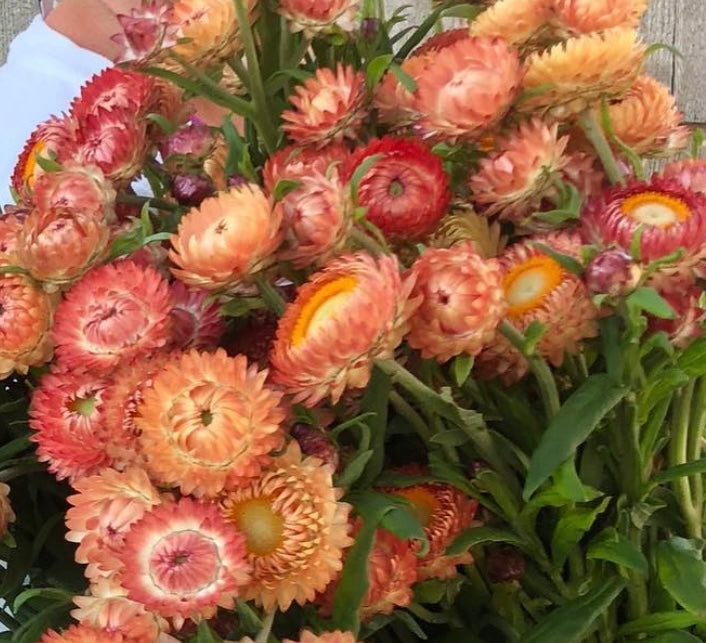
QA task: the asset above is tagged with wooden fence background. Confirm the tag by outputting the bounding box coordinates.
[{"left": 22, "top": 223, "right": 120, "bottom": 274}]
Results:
[{"left": 1, "top": 0, "right": 704, "bottom": 122}]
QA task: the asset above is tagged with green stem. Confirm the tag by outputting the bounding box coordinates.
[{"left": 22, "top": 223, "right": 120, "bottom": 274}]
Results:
[
  {"left": 116, "top": 193, "right": 182, "bottom": 213},
  {"left": 234, "top": 0, "right": 278, "bottom": 153},
  {"left": 499, "top": 321, "right": 561, "bottom": 419},
  {"left": 255, "top": 609, "right": 276, "bottom": 643},
  {"left": 255, "top": 274, "right": 287, "bottom": 316},
  {"left": 389, "top": 391, "right": 432, "bottom": 445},
  {"left": 689, "top": 376, "right": 706, "bottom": 536},
  {"left": 350, "top": 226, "right": 388, "bottom": 256},
  {"left": 578, "top": 110, "right": 625, "bottom": 186}
]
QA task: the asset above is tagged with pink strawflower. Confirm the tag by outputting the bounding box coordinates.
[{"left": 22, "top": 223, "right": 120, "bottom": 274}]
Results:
[
  {"left": 661, "top": 159, "right": 706, "bottom": 195},
  {"left": 277, "top": 0, "right": 359, "bottom": 34},
  {"left": 263, "top": 142, "right": 350, "bottom": 193},
  {"left": 168, "top": 281, "right": 225, "bottom": 349}
]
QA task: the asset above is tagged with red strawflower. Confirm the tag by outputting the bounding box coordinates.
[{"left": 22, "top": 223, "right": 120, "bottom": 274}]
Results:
[
  {"left": 70, "top": 68, "right": 157, "bottom": 120},
  {"left": 168, "top": 281, "right": 225, "bottom": 349}
]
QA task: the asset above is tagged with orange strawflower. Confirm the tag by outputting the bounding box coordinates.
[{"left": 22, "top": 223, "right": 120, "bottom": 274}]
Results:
[
  {"left": 284, "top": 633, "right": 361, "bottom": 643},
  {"left": 39, "top": 625, "right": 123, "bottom": 643},
  {"left": 551, "top": 0, "right": 648, "bottom": 36},
  {"left": 471, "top": 0, "right": 553, "bottom": 47},
  {"left": 221, "top": 442, "right": 353, "bottom": 611},
  {"left": 278, "top": 0, "right": 359, "bottom": 34},
  {"left": 270, "top": 252, "right": 419, "bottom": 405},
  {"left": 169, "top": 185, "right": 282, "bottom": 291},
  {"left": 136, "top": 349, "right": 286, "bottom": 497}
]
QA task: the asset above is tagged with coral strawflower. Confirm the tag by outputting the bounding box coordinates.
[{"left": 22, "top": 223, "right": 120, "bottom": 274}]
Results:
[
  {"left": 282, "top": 64, "right": 366, "bottom": 147},
  {"left": 136, "top": 349, "right": 286, "bottom": 497},
  {"left": 221, "top": 442, "right": 353, "bottom": 611},
  {"left": 470, "top": 0, "right": 552, "bottom": 47},
  {"left": 52, "top": 262, "right": 172, "bottom": 373},
  {"left": 0, "top": 273, "right": 53, "bottom": 379},
  {"left": 468, "top": 118, "right": 569, "bottom": 223},
  {"left": 373, "top": 54, "right": 431, "bottom": 127},
  {"left": 278, "top": 0, "right": 359, "bottom": 34},
  {"left": 119, "top": 497, "right": 251, "bottom": 620},
  {"left": 71, "top": 67, "right": 157, "bottom": 120},
  {"left": 414, "top": 36, "right": 522, "bottom": 141},
  {"left": 40, "top": 625, "right": 123, "bottom": 643},
  {"left": 169, "top": 185, "right": 282, "bottom": 291},
  {"left": 551, "top": 0, "right": 648, "bottom": 36},
  {"left": 344, "top": 136, "right": 451, "bottom": 241},
  {"left": 662, "top": 159, "right": 706, "bottom": 195},
  {"left": 0, "top": 214, "right": 23, "bottom": 266},
  {"left": 270, "top": 252, "right": 418, "bottom": 405},
  {"left": 263, "top": 142, "right": 350, "bottom": 193},
  {"left": 519, "top": 27, "right": 645, "bottom": 119}
]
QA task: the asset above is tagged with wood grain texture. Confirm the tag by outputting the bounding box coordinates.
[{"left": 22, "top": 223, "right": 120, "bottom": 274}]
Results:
[
  {"left": 640, "top": 0, "right": 677, "bottom": 89},
  {"left": 0, "top": 0, "right": 37, "bottom": 64},
  {"left": 674, "top": 0, "right": 706, "bottom": 123}
]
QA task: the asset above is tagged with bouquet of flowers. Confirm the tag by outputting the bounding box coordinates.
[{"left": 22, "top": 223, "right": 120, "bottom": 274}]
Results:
[{"left": 2, "top": 0, "right": 706, "bottom": 640}]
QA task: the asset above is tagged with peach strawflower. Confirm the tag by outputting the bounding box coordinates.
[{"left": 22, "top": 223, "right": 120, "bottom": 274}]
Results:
[
  {"left": 30, "top": 367, "right": 112, "bottom": 482},
  {"left": 374, "top": 54, "right": 431, "bottom": 127},
  {"left": 519, "top": 28, "right": 645, "bottom": 119},
  {"left": 284, "top": 633, "right": 361, "bottom": 643},
  {"left": 0, "top": 483, "right": 15, "bottom": 539},
  {"left": 277, "top": 169, "right": 353, "bottom": 268},
  {"left": 221, "top": 442, "right": 353, "bottom": 611},
  {"left": 662, "top": 159, "right": 706, "bottom": 195},
  {"left": 168, "top": 281, "right": 225, "bottom": 349},
  {"left": 581, "top": 177, "right": 706, "bottom": 263},
  {"left": 119, "top": 497, "right": 251, "bottom": 620},
  {"left": 414, "top": 28, "right": 470, "bottom": 56},
  {"left": 407, "top": 243, "right": 506, "bottom": 363},
  {"left": 52, "top": 262, "right": 172, "bottom": 373},
  {"left": 344, "top": 136, "right": 451, "bottom": 241},
  {"left": 169, "top": 185, "right": 282, "bottom": 291},
  {"left": 136, "top": 349, "right": 286, "bottom": 497},
  {"left": 560, "top": 149, "right": 605, "bottom": 200},
  {"left": 414, "top": 36, "right": 522, "bottom": 141},
  {"left": 40, "top": 624, "right": 123, "bottom": 643},
  {"left": 0, "top": 273, "right": 53, "bottom": 379},
  {"left": 72, "top": 577, "right": 166, "bottom": 641},
  {"left": 0, "top": 214, "right": 23, "bottom": 266},
  {"left": 551, "top": 0, "right": 648, "bottom": 37},
  {"left": 278, "top": 0, "right": 359, "bottom": 34},
  {"left": 282, "top": 64, "right": 366, "bottom": 147},
  {"left": 113, "top": 0, "right": 181, "bottom": 65},
  {"left": 468, "top": 118, "right": 570, "bottom": 223},
  {"left": 263, "top": 142, "right": 350, "bottom": 193},
  {"left": 270, "top": 252, "right": 419, "bottom": 405},
  {"left": 471, "top": 0, "right": 553, "bottom": 47},
  {"left": 388, "top": 482, "right": 478, "bottom": 580},
  {"left": 476, "top": 232, "right": 598, "bottom": 383},
  {"left": 601, "top": 75, "right": 689, "bottom": 157},
  {"left": 12, "top": 115, "right": 76, "bottom": 199}
]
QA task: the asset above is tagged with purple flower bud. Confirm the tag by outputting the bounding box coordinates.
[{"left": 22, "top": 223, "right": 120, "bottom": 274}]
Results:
[
  {"left": 466, "top": 459, "right": 490, "bottom": 479},
  {"left": 290, "top": 424, "right": 340, "bottom": 470},
  {"left": 486, "top": 546, "right": 526, "bottom": 583},
  {"left": 361, "top": 18, "right": 380, "bottom": 41},
  {"left": 171, "top": 174, "right": 214, "bottom": 207},
  {"left": 585, "top": 249, "right": 641, "bottom": 297},
  {"left": 227, "top": 174, "right": 249, "bottom": 189},
  {"left": 160, "top": 123, "right": 214, "bottom": 161}
]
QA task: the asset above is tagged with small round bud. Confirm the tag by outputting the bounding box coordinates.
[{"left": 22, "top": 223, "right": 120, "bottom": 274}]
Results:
[
  {"left": 290, "top": 424, "right": 340, "bottom": 470},
  {"left": 160, "top": 122, "right": 214, "bottom": 163},
  {"left": 585, "top": 249, "right": 641, "bottom": 297},
  {"left": 171, "top": 174, "right": 215, "bottom": 207},
  {"left": 486, "top": 546, "right": 526, "bottom": 583},
  {"left": 361, "top": 18, "right": 380, "bottom": 41}
]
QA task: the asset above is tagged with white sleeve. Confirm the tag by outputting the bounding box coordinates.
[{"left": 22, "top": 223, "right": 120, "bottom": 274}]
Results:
[{"left": 0, "top": 17, "right": 111, "bottom": 206}]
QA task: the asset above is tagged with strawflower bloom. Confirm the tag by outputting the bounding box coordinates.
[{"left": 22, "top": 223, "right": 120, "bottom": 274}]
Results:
[
  {"left": 388, "top": 482, "right": 478, "bottom": 580},
  {"left": 263, "top": 142, "right": 350, "bottom": 193},
  {"left": 407, "top": 243, "right": 506, "bottom": 363},
  {"left": 66, "top": 467, "right": 162, "bottom": 582},
  {"left": 113, "top": 0, "right": 181, "bottom": 65},
  {"left": 470, "top": 0, "right": 553, "bottom": 47},
  {"left": 519, "top": 28, "right": 645, "bottom": 119},
  {"left": 414, "top": 28, "right": 470, "bottom": 56},
  {"left": 40, "top": 625, "right": 123, "bottom": 643},
  {"left": 30, "top": 367, "right": 111, "bottom": 482},
  {"left": 373, "top": 54, "right": 431, "bottom": 127},
  {"left": 169, "top": 185, "right": 282, "bottom": 291},
  {"left": 551, "top": 0, "right": 649, "bottom": 36},
  {"left": 284, "top": 633, "right": 361, "bottom": 643},
  {"left": 270, "top": 252, "right": 418, "bottom": 405},
  {"left": 221, "top": 442, "right": 353, "bottom": 611},
  {"left": 168, "top": 281, "right": 225, "bottom": 349},
  {"left": 581, "top": 177, "right": 706, "bottom": 263},
  {"left": 0, "top": 214, "right": 23, "bottom": 266},
  {"left": 649, "top": 277, "right": 706, "bottom": 348},
  {"left": 468, "top": 119, "right": 569, "bottom": 223},
  {"left": 52, "top": 262, "right": 172, "bottom": 373},
  {"left": 662, "top": 159, "right": 706, "bottom": 195},
  {"left": 276, "top": 169, "right": 353, "bottom": 268},
  {"left": 282, "top": 64, "right": 366, "bottom": 147},
  {"left": 0, "top": 484, "right": 15, "bottom": 539},
  {"left": 119, "top": 497, "right": 251, "bottom": 620},
  {"left": 414, "top": 36, "right": 522, "bottom": 141},
  {"left": 0, "top": 274, "right": 53, "bottom": 379},
  {"left": 601, "top": 75, "right": 689, "bottom": 157},
  {"left": 136, "top": 349, "right": 286, "bottom": 497},
  {"left": 344, "top": 137, "right": 451, "bottom": 241},
  {"left": 476, "top": 232, "right": 598, "bottom": 382},
  {"left": 277, "top": 0, "right": 359, "bottom": 34}
]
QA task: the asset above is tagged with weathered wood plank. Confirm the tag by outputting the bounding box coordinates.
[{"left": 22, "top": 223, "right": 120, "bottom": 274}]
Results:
[
  {"left": 640, "top": 0, "right": 676, "bottom": 90},
  {"left": 674, "top": 0, "right": 706, "bottom": 124}
]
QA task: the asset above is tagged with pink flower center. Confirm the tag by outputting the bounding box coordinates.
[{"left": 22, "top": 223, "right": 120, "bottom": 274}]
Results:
[
  {"left": 149, "top": 530, "right": 220, "bottom": 594},
  {"left": 84, "top": 297, "right": 151, "bottom": 349}
]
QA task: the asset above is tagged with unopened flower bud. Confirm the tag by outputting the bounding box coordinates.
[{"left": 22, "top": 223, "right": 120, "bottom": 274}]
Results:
[
  {"left": 585, "top": 249, "right": 641, "bottom": 297},
  {"left": 361, "top": 18, "right": 380, "bottom": 41},
  {"left": 226, "top": 309, "right": 279, "bottom": 368},
  {"left": 290, "top": 424, "right": 340, "bottom": 470},
  {"left": 160, "top": 122, "right": 214, "bottom": 162},
  {"left": 171, "top": 174, "right": 215, "bottom": 207},
  {"left": 486, "top": 546, "right": 526, "bottom": 583},
  {"left": 466, "top": 459, "right": 490, "bottom": 479}
]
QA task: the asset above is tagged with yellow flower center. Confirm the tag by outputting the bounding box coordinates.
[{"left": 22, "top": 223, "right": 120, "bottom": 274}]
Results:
[
  {"left": 621, "top": 192, "right": 691, "bottom": 229},
  {"left": 395, "top": 487, "right": 440, "bottom": 527},
  {"left": 227, "top": 497, "right": 284, "bottom": 556},
  {"left": 503, "top": 256, "right": 563, "bottom": 318},
  {"left": 290, "top": 276, "right": 358, "bottom": 347},
  {"left": 22, "top": 141, "right": 45, "bottom": 188},
  {"left": 67, "top": 395, "right": 97, "bottom": 417}
]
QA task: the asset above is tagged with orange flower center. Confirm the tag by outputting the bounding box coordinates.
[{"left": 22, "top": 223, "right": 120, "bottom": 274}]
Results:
[
  {"left": 23, "top": 141, "right": 45, "bottom": 188},
  {"left": 503, "top": 256, "right": 563, "bottom": 318},
  {"left": 226, "top": 497, "right": 284, "bottom": 556},
  {"left": 395, "top": 487, "right": 440, "bottom": 527},
  {"left": 290, "top": 276, "right": 358, "bottom": 347},
  {"left": 620, "top": 192, "right": 691, "bottom": 229}
]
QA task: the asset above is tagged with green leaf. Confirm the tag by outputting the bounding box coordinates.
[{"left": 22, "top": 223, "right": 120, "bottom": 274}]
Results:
[
  {"left": 451, "top": 354, "right": 474, "bottom": 387},
  {"left": 11, "top": 603, "right": 71, "bottom": 643},
  {"left": 220, "top": 296, "right": 265, "bottom": 318},
  {"left": 366, "top": 54, "right": 394, "bottom": 90},
  {"left": 650, "top": 633, "right": 703, "bottom": 643},
  {"left": 523, "top": 321, "right": 547, "bottom": 356},
  {"left": 33, "top": 155, "right": 62, "bottom": 173},
  {"left": 631, "top": 225, "right": 645, "bottom": 261},
  {"left": 523, "top": 577, "right": 626, "bottom": 643},
  {"left": 0, "top": 436, "right": 31, "bottom": 464},
  {"left": 272, "top": 178, "right": 301, "bottom": 201},
  {"left": 337, "top": 450, "right": 374, "bottom": 488},
  {"left": 13, "top": 588, "right": 72, "bottom": 614},
  {"left": 357, "top": 367, "right": 391, "bottom": 487},
  {"left": 588, "top": 528, "right": 648, "bottom": 575},
  {"left": 430, "top": 429, "right": 469, "bottom": 447},
  {"left": 677, "top": 337, "right": 706, "bottom": 377},
  {"left": 413, "top": 579, "right": 446, "bottom": 604},
  {"left": 551, "top": 497, "right": 610, "bottom": 567},
  {"left": 389, "top": 62, "right": 417, "bottom": 93},
  {"left": 474, "top": 469, "right": 521, "bottom": 521},
  {"left": 196, "top": 621, "right": 221, "bottom": 642},
  {"left": 618, "top": 612, "right": 706, "bottom": 636},
  {"left": 524, "top": 374, "right": 626, "bottom": 499},
  {"left": 394, "top": 610, "right": 428, "bottom": 639},
  {"left": 652, "top": 458, "right": 706, "bottom": 486},
  {"left": 532, "top": 242, "right": 583, "bottom": 275},
  {"left": 380, "top": 502, "right": 429, "bottom": 556},
  {"left": 628, "top": 287, "right": 677, "bottom": 319},
  {"left": 350, "top": 154, "right": 384, "bottom": 204},
  {"left": 554, "top": 459, "right": 588, "bottom": 502},
  {"left": 235, "top": 600, "right": 262, "bottom": 634},
  {"left": 446, "top": 527, "right": 523, "bottom": 556},
  {"left": 657, "top": 538, "right": 706, "bottom": 616}
]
